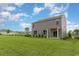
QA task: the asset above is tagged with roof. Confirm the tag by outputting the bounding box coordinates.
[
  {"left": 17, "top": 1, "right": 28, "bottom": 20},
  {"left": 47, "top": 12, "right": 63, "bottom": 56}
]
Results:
[{"left": 32, "top": 15, "right": 64, "bottom": 24}]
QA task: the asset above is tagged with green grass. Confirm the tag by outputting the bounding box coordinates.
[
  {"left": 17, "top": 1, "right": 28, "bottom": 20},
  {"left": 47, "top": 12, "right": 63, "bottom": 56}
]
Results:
[{"left": 0, "top": 35, "right": 79, "bottom": 56}]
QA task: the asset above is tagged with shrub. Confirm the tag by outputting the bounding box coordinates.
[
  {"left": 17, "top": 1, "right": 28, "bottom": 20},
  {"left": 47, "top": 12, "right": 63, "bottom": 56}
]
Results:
[
  {"left": 73, "top": 36, "right": 79, "bottom": 39},
  {"left": 68, "top": 30, "right": 72, "bottom": 38},
  {"left": 38, "top": 35, "right": 40, "bottom": 37},
  {"left": 43, "top": 35, "right": 46, "bottom": 38},
  {"left": 62, "top": 37, "right": 69, "bottom": 40},
  {"left": 62, "top": 36, "right": 72, "bottom": 40},
  {"left": 25, "top": 34, "right": 31, "bottom": 37},
  {"left": 0, "top": 33, "right": 2, "bottom": 35},
  {"left": 41, "top": 35, "right": 43, "bottom": 37}
]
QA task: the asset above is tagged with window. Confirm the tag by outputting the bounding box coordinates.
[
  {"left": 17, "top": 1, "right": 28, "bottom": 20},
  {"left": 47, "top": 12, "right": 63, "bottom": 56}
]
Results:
[
  {"left": 56, "top": 21, "right": 59, "bottom": 25},
  {"left": 43, "top": 30, "right": 47, "bottom": 35},
  {"left": 53, "top": 31, "right": 57, "bottom": 37},
  {"left": 34, "top": 31, "right": 37, "bottom": 35}
]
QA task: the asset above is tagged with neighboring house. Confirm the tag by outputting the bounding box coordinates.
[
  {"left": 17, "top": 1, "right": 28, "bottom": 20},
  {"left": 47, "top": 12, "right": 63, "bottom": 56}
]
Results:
[
  {"left": 72, "top": 29, "right": 79, "bottom": 39},
  {"left": 0, "top": 29, "right": 31, "bottom": 36},
  {"left": 32, "top": 15, "right": 67, "bottom": 38},
  {"left": 0, "top": 29, "right": 7, "bottom": 35}
]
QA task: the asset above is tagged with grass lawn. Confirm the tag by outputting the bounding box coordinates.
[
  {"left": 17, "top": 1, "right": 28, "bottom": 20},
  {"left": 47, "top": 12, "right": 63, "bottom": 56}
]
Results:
[{"left": 0, "top": 35, "right": 79, "bottom": 56}]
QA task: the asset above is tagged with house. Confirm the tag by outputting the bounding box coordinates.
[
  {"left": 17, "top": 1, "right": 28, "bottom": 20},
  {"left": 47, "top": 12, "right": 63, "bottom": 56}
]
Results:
[
  {"left": 32, "top": 15, "right": 67, "bottom": 38},
  {"left": 72, "top": 29, "right": 79, "bottom": 39},
  {"left": 0, "top": 29, "right": 7, "bottom": 35}
]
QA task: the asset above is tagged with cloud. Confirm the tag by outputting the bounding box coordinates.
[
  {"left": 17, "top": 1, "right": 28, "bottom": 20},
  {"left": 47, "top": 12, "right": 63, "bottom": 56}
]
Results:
[
  {"left": 44, "top": 3, "right": 55, "bottom": 9},
  {"left": 0, "top": 11, "right": 11, "bottom": 17},
  {"left": 67, "top": 20, "right": 71, "bottom": 25},
  {"left": 32, "top": 3, "right": 55, "bottom": 15},
  {"left": 0, "top": 24, "right": 5, "bottom": 30},
  {"left": 20, "top": 22, "right": 31, "bottom": 29},
  {"left": 32, "top": 6, "right": 44, "bottom": 15},
  {"left": 0, "top": 12, "right": 11, "bottom": 23},
  {"left": 44, "top": 3, "right": 61, "bottom": 15},
  {"left": 45, "top": 3, "right": 69, "bottom": 16},
  {"left": 0, "top": 19, "right": 5, "bottom": 24},
  {"left": 9, "top": 13, "right": 29, "bottom": 22},
  {"left": 64, "top": 12, "right": 68, "bottom": 18},
  {"left": 0, "top": 4, "right": 16, "bottom": 11},
  {"left": 15, "top": 3, "right": 24, "bottom": 7},
  {"left": 3, "top": 6, "right": 16, "bottom": 11},
  {"left": 49, "top": 7, "right": 62, "bottom": 15},
  {"left": 67, "top": 20, "right": 79, "bottom": 32},
  {"left": 0, "top": 11, "right": 29, "bottom": 22},
  {"left": 0, "top": 3, "right": 25, "bottom": 11}
]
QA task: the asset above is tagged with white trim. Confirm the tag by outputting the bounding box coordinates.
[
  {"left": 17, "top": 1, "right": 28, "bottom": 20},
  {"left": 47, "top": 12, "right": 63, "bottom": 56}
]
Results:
[
  {"left": 57, "top": 28, "right": 59, "bottom": 39},
  {"left": 47, "top": 29, "right": 48, "bottom": 38}
]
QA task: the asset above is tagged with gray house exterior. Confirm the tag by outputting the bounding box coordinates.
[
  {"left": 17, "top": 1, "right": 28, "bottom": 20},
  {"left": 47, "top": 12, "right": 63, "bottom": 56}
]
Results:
[{"left": 32, "top": 15, "right": 67, "bottom": 38}]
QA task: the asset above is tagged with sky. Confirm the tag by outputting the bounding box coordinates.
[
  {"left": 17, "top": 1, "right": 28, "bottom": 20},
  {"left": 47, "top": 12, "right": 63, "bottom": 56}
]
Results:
[{"left": 0, "top": 3, "right": 79, "bottom": 32}]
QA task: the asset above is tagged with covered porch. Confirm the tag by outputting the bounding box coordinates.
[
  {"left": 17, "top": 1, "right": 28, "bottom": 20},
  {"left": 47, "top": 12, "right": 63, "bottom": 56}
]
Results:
[{"left": 46, "top": 28, "right": 60, "bottom": 38}]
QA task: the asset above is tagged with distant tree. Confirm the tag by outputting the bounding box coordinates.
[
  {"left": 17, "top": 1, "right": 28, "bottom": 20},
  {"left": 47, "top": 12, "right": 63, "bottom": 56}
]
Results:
[
  {"left": 24, "top": 27, "right": 31, "bottom": 37},
  {"left": 0, "top": 33, "right": 2, "bottom": 35},
  {"left": 25, "top": 27, "right": 29, "bottom": 32},
  {"left": 25, "top": 27, "right": 30, "bottom": 35},
  {"left": 68, "top": 30, "right": 72, "bottom": 37},
  {"left": 6, "top": 29, "right": 11, "bottom": 33}
]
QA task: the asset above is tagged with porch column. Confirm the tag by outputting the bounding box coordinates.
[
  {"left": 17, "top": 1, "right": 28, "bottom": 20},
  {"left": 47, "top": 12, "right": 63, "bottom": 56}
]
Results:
[
  {"left": 47, "top": 29, "right": 48, "bottom": 38},
  {"left": 57, "top": 28, "right": 59, "bottom": 39}
]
